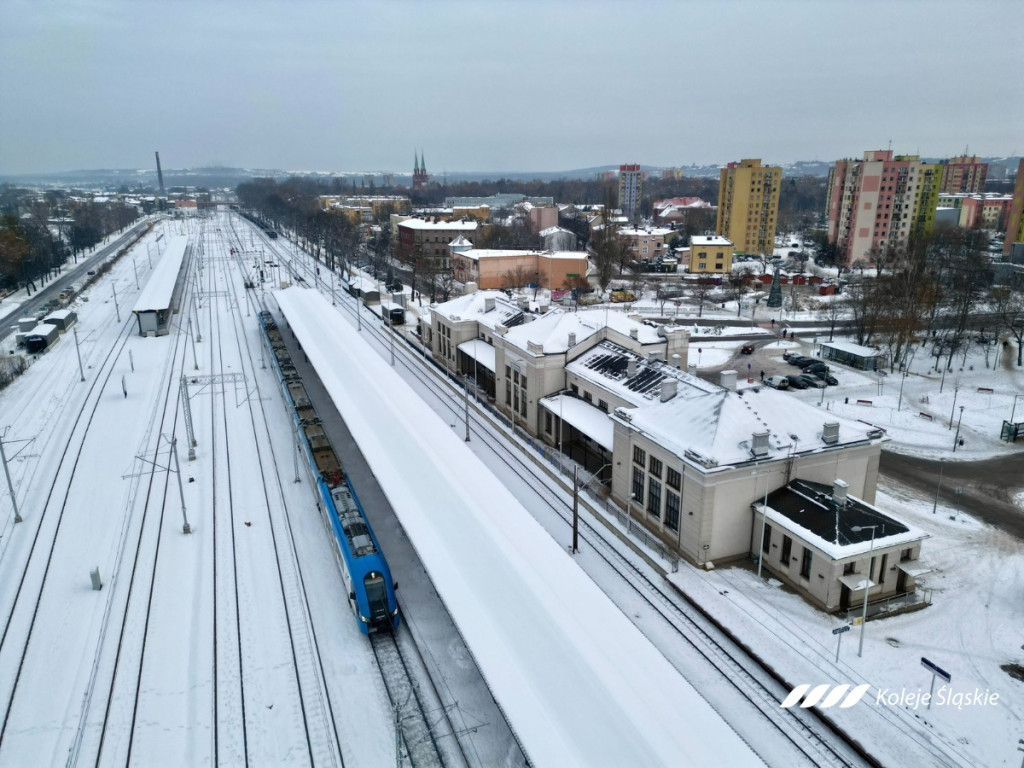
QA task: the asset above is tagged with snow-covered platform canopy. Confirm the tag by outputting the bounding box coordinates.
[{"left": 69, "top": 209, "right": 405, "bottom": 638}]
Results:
[
  {"left": 274, "top": 286, "right": 761, "bottom": 767},
  {"left": 132, "top": 235, "right": 188, "bottom": 336}
]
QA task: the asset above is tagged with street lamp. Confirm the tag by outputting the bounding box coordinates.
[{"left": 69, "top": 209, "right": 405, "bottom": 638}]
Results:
[
  {"left": 953, "top": 405, "right": 965, "bottom": 452},
  {"left": 850, "top": 524, "right": 878, "bottom": 657},
  {"left": 948, "top": 386, "right": 960, "bottom": 429},
  {"left": 932, "top": 458, "right": 945, "bottom": 514}
]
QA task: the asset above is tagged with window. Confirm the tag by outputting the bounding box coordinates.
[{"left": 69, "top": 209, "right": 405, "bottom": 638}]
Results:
[
  {"left": 545, "top": 412, "right": 552, "bottom": 434},
  {"left": 781, "top": 535, "right": 792, "bottom": 564},
  {"left": 633, "top": 446, "right": 646, "bottom": 466},
  {"left": 843, "top": 562, "right": 855, "bottom": 575},
  {"left": 631, "top": 467, "right": 644, "bottom": 504},
  {"left": 800, "top": 548, "right": 812, "bottom": 579},
  {"left": 647, "top": 478, "right": 661, "bottom": 518},
  {"left": 878, "top": 553, "right": 888, "bottom": 585},
  {"left": 598, "top": 399, "right": 608, "bottom": 413},
  {"left": 900, "top": 548, "right": 912, "bottom": 561},
  {"left": 761, "top": 525, "right": 771, "bottom": 554},
  {"left": 583, "top": 391, "right": 592, "bottom": 403},
  {"left": 570, "top": 383, "right": 578, "bottom": 395},
  {"left": 649, "top": 456, "right": 662, "bottom": 478},
  {"left": 665, "top": 491, "right": 680, "bottom": 531},
  {"left": 666, "top": 467, "right": 681, "bottom": 490}
]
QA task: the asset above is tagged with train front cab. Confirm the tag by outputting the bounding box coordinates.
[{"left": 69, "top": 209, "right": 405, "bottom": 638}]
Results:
[{"left": 362, "top": 570, "right": 399, "bottom": 633}]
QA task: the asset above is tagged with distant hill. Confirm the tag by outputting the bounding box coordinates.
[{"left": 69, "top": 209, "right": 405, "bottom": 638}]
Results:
[{"left": 2, "top": 157, "right": 1018, "bottom": 191}]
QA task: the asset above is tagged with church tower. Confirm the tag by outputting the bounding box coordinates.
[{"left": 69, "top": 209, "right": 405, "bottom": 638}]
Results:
[{"left": 413, "top": 151, "right": 428, "bottom": 191}]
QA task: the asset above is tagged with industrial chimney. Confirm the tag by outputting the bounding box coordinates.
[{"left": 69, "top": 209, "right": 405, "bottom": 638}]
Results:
[{"left": 155, "top": 151, "right": 166, "bottom": 196}]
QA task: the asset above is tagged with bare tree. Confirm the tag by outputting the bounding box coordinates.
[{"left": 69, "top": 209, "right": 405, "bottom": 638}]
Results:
[{"left": 993, "top": 286, "right": 1024, "bottom": 367}]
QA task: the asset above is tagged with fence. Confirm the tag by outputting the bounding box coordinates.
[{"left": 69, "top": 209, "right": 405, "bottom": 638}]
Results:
[{"left": 844, "top": 586, "right": 932, "bottom": 622}]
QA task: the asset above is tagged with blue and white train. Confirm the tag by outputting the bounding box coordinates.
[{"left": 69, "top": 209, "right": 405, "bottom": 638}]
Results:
[{"left": 259, "top": 309, "right": 400, "bottom": 633}]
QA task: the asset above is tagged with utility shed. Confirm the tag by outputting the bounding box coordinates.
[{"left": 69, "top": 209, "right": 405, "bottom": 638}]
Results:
[
  {"left": 43, "top": 309, "right": 77, "bottom": 332},
  {"left": 132, "top": 236, "right": 188, "bottom": 336},
  {"left": 820, "top": 340, "right": 886, "bottom": 371}
]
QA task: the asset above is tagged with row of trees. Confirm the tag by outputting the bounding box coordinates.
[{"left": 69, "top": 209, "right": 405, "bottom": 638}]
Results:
[
  {"left": 0, "top": 188, "right": 139, "bottom": 295},
  {"left": 833, "top": 228, "right": 1024, "bottom": 368}
]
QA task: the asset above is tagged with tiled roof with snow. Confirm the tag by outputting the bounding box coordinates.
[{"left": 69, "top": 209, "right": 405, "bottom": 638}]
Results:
[
  {"left": 691, "top": 235, "right": 733, "bottom": 247},
  {"left": 567, "top": 342, "right": 878, "bottom": 469},
  {"left": 432, "top": 290, "right": 526, "bottom": 330},
  {"left": 398, "top": 218, "right": 478, "bottom": 231},
  {"left": 503, "top": 309, "right": 662, "bottom": 356}
]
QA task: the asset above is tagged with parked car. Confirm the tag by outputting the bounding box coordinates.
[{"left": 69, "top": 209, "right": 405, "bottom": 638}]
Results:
[
  {"left": 800, "top": 374, "right": 826, "bottom": 389},
  {"left": 801, "top": 361, "right": 827, "bottom": 374},
  {"left": 740, "top": 345, "right": 755, "bottom": 354},
  {"left": 786, "top": 374, "right": 808, "bottom": 389},
  {"left": 788, "top": 356, "right": 812, "bottom": 367},
  {"left": 765, "top": 375, "right": 789, "bottom": 390},
  {"left": 814, "top": 371, "right": 839, "bottom": 386}
]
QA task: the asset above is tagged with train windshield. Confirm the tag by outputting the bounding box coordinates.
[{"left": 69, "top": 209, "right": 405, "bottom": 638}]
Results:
[{"left": 364, "top": 572, "right": 390, "bottom": 626}]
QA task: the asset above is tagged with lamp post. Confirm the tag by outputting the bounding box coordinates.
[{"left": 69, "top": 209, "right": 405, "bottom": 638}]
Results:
[
  {"left": 897, "top": 367, "right": 907, "bottom": 412},
  {"left": 851, "top": 524, "right": 878, "bottom": 657},
  {"left": 953, "top": 405, "right": 965, "bottom": 452},
  {"left": 948, "top": 386, "right": 960, "bottom": 429}
]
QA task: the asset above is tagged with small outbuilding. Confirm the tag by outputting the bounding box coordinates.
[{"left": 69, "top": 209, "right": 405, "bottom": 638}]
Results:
[
  {"left": 43, "top": 309, "right": 77, "bottom": 332},
  {"left": 819, "top": 340, "right": 886, "bottom": 371},
  {"left": 132, "top": 236, "right": 188, "bottom": 337}
]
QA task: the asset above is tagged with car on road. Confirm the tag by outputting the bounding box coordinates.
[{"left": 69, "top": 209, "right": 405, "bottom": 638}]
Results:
[
  {"left": 800, "top": 374, "right": 826, "bottom": 389},
  {"left": 765, "top": 375, "right": 789, "bottom": 390},
  {"left": 786, "top": 374, "right": 808, "bottom": 389},
  {"left": 740, "top": 345, "right": 754, "bottom": 354}
]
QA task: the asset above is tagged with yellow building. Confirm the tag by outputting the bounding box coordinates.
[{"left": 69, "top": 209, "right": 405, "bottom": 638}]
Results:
[
  {"left": 716, "top": 159, "right": 781, "bottom": 255},
  {"left": 688, "top": 236, "right": 734, "bottom": 273}
]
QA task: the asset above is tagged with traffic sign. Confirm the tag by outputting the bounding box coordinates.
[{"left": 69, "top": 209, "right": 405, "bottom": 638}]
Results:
[
  {"left": 921, "top": 657, "right": 951, "bottom": 683},
  {"left": 832, "top": 625, "right": 851, "bottom": 635}
]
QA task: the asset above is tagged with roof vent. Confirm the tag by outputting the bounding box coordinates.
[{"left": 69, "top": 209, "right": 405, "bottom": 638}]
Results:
[
  {"left": 568, "top": 332, "right": 576, "bottom": 347},
  {"left": 629, "top": 328, "right": 639, "bottom": 340},
  {"left": 484, "top": 297, "right": 495, "bottom": 312},
  {"left": 833, "top": 478, "right": 849, "bottom": 508},
  {"left": 751, "top": 431, "right": 770, "bottom": 458},
  {"left": 822, "top": 421, "right": 840, "bottom": 445},
  {"left": 660, "top": 379, "right": 678, "bottom": 402},
  {"left": 627, "top": 359, "right": 638, "bottom": 377}
]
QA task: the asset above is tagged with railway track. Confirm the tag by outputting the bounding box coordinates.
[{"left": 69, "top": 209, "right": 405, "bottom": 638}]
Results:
[
  {"left": 220, "top": 220, "right": 346, "bottom": 767},
  {"left": 370, "top": 630, "right": 445, "bottom": 768},
  {"left": 0, "top": 228, "right": 191, "bottom": 765}
]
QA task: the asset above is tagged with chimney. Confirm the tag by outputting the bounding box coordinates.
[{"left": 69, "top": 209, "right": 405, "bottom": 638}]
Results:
[
  {"left": 660, "top": 379, "right": 677, "bottom": 402},
  {"left": 822, "top": 421, "right": 840, "bottom": 445},
  {"left": 484, "top": 297, "right": 495, "bottom": 312},
  {"left": 627, "top": 359, "right": 638, "bottom": 377},
  {"left": 629, "top": 328, "right": 639, "bottom": 341},
  {"left": 833, "top": 479, "right": 849, "bottom": 508},
  {"left": 751, "top": 431, "right": 770, "bottom": 458},
  {"left": 568, "top": 332, "right": 576, "bottom": 347}
]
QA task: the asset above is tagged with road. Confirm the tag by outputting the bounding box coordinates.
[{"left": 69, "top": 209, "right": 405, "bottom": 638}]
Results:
[{"left": 879, "top": 450, "right": 1024, "bottom": 538}]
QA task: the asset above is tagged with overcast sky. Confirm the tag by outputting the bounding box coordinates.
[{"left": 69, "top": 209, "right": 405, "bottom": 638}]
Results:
[{"left": 1, "top": 0, "right": 1021, "bottom": 176}]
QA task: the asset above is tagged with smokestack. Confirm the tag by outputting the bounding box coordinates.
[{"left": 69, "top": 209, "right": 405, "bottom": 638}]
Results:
[{"left": 155, "top": 151, "right": 165, "bottom": 196}]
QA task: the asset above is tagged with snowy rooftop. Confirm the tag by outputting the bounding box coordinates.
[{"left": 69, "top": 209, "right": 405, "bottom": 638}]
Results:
[
  {"left": 821, "top": 339, "right": 883, "bottom": 357},
  {"left": 132, "top": 235, "right": 187, "bottom": 312},
  {"left": 566, "top": 343, "right": 878, "bottom": 469},
  {"left": 398, "top": 218, "right": 478, "bottom": 231},
  {"left": 763, "top": 480, "right": 927, "bottom": 560},
  {"left": 502, "top": 308, "right": 663, "bottom": 356},
  {"left": 457, "top": 338, "right": 496, "bottom": 372},
  {"left": 457, "top": 248, "right": 544, "bottom": 262},
  {"left": 538, "top": 225, "right": 573, "bottom": 237},
  {"left": 618, "top": 227, "right": 673, "bottom": 237},
  {"left": 431, "top": 290, "right": 526, "bottom": 330},
  {"left": 273, "top": 286, "right": 760, "bottom": 766},
  {"left": 691, "top": 235, "right": 734, "bottom": 247}
]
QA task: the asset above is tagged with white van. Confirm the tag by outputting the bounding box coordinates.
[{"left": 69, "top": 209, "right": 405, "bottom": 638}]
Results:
[{"left": 765, "top": 375, "right": 789, "bottom": 390}]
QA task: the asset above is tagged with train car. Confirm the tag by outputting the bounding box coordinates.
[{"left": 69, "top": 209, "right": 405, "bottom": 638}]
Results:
[{"left": 258, "top": 310, "right": 399, "bottom": 633}]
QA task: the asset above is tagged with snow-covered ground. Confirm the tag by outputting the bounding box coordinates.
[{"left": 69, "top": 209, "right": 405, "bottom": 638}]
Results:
[{"left": 3, "top": 214, "right": 1022, "bottom": 767}]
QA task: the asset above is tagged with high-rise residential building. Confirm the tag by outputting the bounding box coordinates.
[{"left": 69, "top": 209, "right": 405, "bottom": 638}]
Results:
[
  {"left": 618, "top": 164, "right": 642, "bottom": 221},
  {"left": 825, "top": 150, "right": 941, "bottom": 265},
  {"left": 1005, "top": 159, "right": 1024, "bottom": 258},
  {"left": 939, "top": 154, "right": 988, "bottom": 194},
  {"left": 715, "top": 159, "right": 781, "bottom": 255}
]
